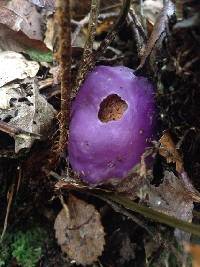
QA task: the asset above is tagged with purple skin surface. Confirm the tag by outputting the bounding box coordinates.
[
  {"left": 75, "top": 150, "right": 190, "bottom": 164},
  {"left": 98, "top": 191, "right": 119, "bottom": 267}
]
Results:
[{"left": 69, "top": 66, "right": 156, "bottom": 184}]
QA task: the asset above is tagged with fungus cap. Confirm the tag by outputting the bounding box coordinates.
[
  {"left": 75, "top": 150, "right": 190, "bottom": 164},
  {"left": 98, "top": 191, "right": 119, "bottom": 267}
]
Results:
[{"left": 69, "top": 66, "right": 156, "bottom": 184}]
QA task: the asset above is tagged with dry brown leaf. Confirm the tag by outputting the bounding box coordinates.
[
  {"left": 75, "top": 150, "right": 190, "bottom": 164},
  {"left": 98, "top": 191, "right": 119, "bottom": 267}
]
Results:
[
  {"left": 114, "top": 149, "right": 154, "bottom": 199},
  {"left": 185, "top": 243, "right": 200, "bottom": 267},
  {"left": 115, "top": 173, "right": 146, "bottom": 200},
  {"left": 138, "top": 0, "right": 175, "bottom": 69},
  {"left": 159, "top": 131, "right": 183, "bottom": 172},
  {"left": 0, "top": 24, "right": 49, "bottom": 53},
  {"left": 0, "top": 0, "right": 49, "bottom": 53},
  {"left": 6, "top": 0, "right": 43, "bottom": 40},
  {"left": 144, "top": 171, "right": 200, "bottom": 241},
  {"left": 147, "top": 171, "right": 195, "bottom": 218},
  {"left": 54, "top": 194, "right": 105, "bottom": 265},
  {"left": 0, "top": 6, "right": 23, "bottom": 32}
]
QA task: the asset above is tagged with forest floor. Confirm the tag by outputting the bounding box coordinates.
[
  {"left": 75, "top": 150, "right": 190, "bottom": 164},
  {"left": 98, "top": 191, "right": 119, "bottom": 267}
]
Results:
[{"left": 0, "top": 0, "right": 200, "bottom": 267}]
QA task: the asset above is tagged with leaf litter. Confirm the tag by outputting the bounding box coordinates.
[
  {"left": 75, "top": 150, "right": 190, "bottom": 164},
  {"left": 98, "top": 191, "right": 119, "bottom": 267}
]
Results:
[
  {"left": 0, "top": 50, "right": 56, "bottom": 153},
  {"left": 0, "top": 0, "right": 50, "bottom": 54},
  {"left": 0, "top": 0, "right": 199, "bottom": 266},
  {"left": 138, "top": 0, "right": 175, "bottom": 69},
  {"left": 142, "top": 171, "right": 200, "bottom": 241},
  {"left": 54, "top": 194, "right": 105, "bottom": 265},
  {"left": 0, "top": 51, "right": 39, "bottom": 87}
]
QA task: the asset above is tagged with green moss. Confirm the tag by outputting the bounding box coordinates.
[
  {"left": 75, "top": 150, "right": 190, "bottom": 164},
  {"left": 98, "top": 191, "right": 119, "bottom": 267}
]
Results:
[
  {"left": 0, "top": 235, "right": 12, "bottom": 267},
  {"left": 0, "top": 227, "right": 47, "bottom": 267}
]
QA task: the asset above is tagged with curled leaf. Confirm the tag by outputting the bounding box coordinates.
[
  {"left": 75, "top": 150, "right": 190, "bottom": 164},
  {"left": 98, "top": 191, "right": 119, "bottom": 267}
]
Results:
[
  {"left": 159, "top": 131, "right": 183, "bottom": 172},
  {"left": 137, "top": 0, "right": 175, "bottom": 69}
]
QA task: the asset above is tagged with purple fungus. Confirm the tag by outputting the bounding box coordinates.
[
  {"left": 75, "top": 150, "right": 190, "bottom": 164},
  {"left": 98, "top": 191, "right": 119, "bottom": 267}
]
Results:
[{"left": 68, "top": 66, "right": 156, "bottom": 184}]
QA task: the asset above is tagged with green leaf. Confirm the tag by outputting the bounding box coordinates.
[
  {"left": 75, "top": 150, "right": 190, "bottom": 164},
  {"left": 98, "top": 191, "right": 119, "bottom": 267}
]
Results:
[{"left": 26, "top": 49, "right": 53, "bottom": 62}]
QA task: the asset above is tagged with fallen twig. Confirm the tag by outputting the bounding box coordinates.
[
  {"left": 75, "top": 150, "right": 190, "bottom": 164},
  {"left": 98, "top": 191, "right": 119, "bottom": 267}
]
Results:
[
  {"left": 128, "top": 7, "right": 147, "bottom": 54},
  {"left": 54, "top": 0, "right": 71, "bottom": 160},
  {"left": 0, "top": 120, "right": 40, "bottom": 138}
]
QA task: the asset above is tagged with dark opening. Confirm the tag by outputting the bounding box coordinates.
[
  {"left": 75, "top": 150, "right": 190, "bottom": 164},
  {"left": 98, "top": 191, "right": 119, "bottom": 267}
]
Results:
[{"left": 98, "top": 94, "right": 128, "bottom": 123}]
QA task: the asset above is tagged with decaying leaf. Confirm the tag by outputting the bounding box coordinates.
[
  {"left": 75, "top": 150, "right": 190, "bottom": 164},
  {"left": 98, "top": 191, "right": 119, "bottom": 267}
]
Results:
[
  {"left": 143, "top": 171, "right": 200, "bottom": 241},
  {"left": 115, "top": 173, "right": 146, "bottom": 200},
  {"left": 0, "top": 51, "right": 55, "bottom": 153},
  {"left": 0, "top": 51, "right": 39, "bottom": 87},
  {"left": 159, "top": 131, "right": 183, "bottom": 173},
  {"left": 0, "top": 6, "right": 23, "bottom": 32},
  {"left": 146, "top": 171, "right": 195, "bottom": 218},
  {"left": 0, "top": 1, "right": 50, "bottom": 53},
  {"left": 0, "top": 24, "right": 49, "bottom": 55},
  {"left": 114, "top": 148, "right": 154, "bottom": 199},
  {"left": 0, "top": 80, "right": 56, "bottom": 153},
  {"left": 5, "top": 0, "right": 43, "bottom": 40},
  {"left": 138, "top": 0, "right": 175, "bottom": 69},
  {"left": 54, "top": 194, "right": 105, "bottom": 265}
]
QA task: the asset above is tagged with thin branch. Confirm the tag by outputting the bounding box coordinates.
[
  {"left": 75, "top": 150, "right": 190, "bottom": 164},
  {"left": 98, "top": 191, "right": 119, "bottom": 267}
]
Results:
[
  {"left": 72, "top": 0, "right": 131, "bottom": 97},
  {"left": 72, "top": 0, "right": 100, "bottom": 97},
  {"left": 94, "top": 0, "right": 131, "bottom": 60},
  {"left": 0, "top": 120, "right": 40, "bottom": 138},
  {"left": 54, "top": 0, "right": 71, "bottom": 158},
  {"left": 128, "top": 7, "right": 147, "bottom": 54},
  {"left": 0, "top": 184, "right": 15, "bottom": 241}
]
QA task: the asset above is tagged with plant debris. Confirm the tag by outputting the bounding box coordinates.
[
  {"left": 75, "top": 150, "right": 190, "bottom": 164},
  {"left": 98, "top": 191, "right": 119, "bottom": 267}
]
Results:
[
  {"left": 185, "top": 243, "right": 200, "bottom": 267},
  {"left": 159, "top": 131, "right": 183, "bottom": 173},
  {"left": 0, "top": 0, "right": 199, "bottom": 266},
  {"left": 54, "top": 194, "right": 105, "bottom": 265},
  {"left": 0, "top": 79, "right": 56, "bottom": 153},
  {"left": 0, "top": 0, "right": 50, "bottom": 54},
  {"left": 143, "top": 171, "right": 200, "bottom": 241},
  {"left": 138, "top": 0, "right": 175, "bottom": 69},
  {"left": 0, "top": 51, "right": 39, "bottom": 87}
]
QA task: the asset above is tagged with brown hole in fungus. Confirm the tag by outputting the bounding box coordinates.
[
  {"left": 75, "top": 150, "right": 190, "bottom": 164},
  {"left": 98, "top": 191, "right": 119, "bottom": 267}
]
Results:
[{"left": 98, "top": 94, "right": 128, "bottom": 123}]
